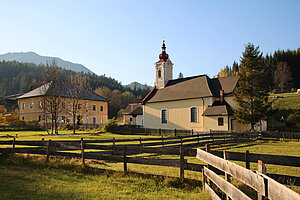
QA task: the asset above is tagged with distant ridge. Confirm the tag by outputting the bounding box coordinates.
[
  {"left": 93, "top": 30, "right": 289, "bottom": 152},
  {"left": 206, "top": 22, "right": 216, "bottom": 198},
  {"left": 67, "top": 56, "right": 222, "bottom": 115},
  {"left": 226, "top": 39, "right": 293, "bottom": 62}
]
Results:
[{"left": 0, "top": 52, "right": 93, "bottom": 74}]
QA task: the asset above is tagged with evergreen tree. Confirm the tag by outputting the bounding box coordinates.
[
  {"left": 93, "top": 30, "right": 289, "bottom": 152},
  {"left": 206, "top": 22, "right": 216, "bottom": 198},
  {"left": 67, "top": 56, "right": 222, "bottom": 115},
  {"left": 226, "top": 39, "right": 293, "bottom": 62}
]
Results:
[
  {"left": 234, "top": 43, "right": 271, "bottom": 130},
  {"left": 177, "top": 72, "right": 184, "bottom": 79}
]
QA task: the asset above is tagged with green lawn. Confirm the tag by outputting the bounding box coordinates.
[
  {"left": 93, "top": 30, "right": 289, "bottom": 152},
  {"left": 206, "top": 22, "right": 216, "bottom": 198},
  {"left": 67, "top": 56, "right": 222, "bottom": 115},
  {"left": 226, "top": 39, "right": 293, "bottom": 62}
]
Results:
[
  {"left": 270, "top": 93, "right": 300, "bottom": 110},
  {"left": 0, "top": 131, "right": 300, "bottom": 198},
  {"left": 0, "top": 155, "right": 209, "bottom": 200}
]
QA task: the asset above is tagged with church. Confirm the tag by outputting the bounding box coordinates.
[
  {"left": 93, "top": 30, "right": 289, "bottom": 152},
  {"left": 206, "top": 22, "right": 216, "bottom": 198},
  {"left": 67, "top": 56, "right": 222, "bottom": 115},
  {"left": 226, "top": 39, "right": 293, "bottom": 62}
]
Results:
[{"left": 142, "top": 41, "right": 266, "bottom": 132}]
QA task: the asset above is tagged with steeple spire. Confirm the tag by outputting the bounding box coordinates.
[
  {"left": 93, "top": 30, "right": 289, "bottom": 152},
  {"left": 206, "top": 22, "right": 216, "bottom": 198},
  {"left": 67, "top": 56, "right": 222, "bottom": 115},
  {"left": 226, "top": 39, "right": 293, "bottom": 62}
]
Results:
[{"left": 159, "top": 40, "right": 169, "bottom": 62}]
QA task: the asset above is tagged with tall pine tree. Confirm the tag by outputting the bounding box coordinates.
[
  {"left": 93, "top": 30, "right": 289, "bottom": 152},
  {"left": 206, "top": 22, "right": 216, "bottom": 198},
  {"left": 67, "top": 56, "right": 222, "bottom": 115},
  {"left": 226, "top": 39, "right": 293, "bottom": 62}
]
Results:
[{"left": 234, "top": 43, "right": 271, "bottom": 130}]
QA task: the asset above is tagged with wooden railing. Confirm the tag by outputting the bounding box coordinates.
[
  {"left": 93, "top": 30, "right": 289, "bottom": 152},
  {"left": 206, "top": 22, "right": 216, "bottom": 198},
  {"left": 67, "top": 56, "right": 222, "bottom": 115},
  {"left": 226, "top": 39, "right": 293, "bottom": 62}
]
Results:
[
  {"left": 0, "top": 132, "right": 257, "bottom": 180},
  {"left": 197, "top": 149, "right": 300, "bottom": 200},
  {"left": 208, "top": 149, "right": 300, "bottom": 186}
]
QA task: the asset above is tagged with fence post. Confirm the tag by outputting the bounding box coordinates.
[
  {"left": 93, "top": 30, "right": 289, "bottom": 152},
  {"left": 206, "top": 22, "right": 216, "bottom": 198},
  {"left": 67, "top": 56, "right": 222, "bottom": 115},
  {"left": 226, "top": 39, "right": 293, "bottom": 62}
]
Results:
[
  {"left": 191, "top": 129, "right": 193, "bottom": 136},
  {"left": 161, "top": 135, "right": 164, "bottom": 147},
  {"left": 258, "top": 160, "right": 268, "bottom": 200},
  {"left": 159, "top": 128, "right": 161, "bottom": 136},
  {"left": 15, "top": 134, "right": 18, "bottom": 138},
  {"left": 223, "top": 151, "right": 231, "bottom": 200},
  {"left": 81, "top": 138, "right": 85, "bottom": 166},
  {"left": 180, "top": 147, "right": 185, "bottom": 182},
  {"left": 123, "top": 145, "right": 127, "bottom": 174},
  {"left": 174, "top": 129, "right": 177, "bottom": 137},
  {"left": 139, "top": 137, "right": 142, "bottom": 146},
  {"left": 46, "top": 139, "right": 52, "bottom": 163},
  {"left": 12, "top": 137, "right": 16, "bottom": 155},
  {"left": 41, "top": 138, "right": 45, "bottom": 151},
  {"left": 180, "top": 137, "right": 183, "bottom": 146},
  {"left": 245, "top": 150, "right": 250, "bottom": 169},
  {"left": 112, "top": 137, "right": 115, "bottom": 146},
  {"left": 202, "top": 167, "right": 207, "bottom": 189},
  {"left": 205, "top": 144, "right": 210, "bottom": 152}
]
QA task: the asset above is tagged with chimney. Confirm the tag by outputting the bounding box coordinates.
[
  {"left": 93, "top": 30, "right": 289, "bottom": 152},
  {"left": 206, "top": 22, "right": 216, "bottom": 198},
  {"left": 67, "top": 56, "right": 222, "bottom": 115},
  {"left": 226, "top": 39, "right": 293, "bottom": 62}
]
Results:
[{"left": 220, "top": 90, "right": 224, "bottom": 103}]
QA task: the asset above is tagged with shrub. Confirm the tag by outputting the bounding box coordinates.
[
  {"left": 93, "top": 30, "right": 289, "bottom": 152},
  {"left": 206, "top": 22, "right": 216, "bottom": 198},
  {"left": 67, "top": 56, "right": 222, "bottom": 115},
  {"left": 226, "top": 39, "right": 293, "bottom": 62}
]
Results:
[{"left": 103, "top": 118, "right": 119, "bottom": 132}]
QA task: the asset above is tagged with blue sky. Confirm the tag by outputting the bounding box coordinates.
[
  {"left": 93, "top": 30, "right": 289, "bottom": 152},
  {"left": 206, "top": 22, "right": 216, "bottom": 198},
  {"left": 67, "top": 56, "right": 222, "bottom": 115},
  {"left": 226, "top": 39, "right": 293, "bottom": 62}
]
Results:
[{"left": 0, "top": 1, "right": 299, "bottom": 85}]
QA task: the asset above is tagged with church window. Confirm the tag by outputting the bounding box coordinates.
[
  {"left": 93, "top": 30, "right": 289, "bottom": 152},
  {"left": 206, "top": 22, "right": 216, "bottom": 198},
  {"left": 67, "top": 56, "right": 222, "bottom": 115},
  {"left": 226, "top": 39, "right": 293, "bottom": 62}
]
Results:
[
  {"left": 161, "top": 109, "right": 168, "bottom": 123},
  {"left": 190, "top": 107, "right": 198, "bottom": 122},
  {"left": 158, "top": 69, "right": 161, "bottom": 78}
]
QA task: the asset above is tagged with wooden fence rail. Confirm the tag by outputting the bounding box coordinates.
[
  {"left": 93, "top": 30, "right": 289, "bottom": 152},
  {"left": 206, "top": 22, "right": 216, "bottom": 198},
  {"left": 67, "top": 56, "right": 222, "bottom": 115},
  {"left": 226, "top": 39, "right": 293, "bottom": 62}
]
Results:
[{"left": 197, "top": 149, "right": 300, "bottom": 200}]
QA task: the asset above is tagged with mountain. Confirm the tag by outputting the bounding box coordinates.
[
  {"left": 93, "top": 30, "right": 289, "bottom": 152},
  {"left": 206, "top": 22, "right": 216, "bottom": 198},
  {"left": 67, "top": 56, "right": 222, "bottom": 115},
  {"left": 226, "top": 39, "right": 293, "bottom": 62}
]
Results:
[
  {"left": 0, "top": 52, "right": 93, "bottom": 74},
  {"left": 125, "top": 82, "right": 152, "bottom": 90}
]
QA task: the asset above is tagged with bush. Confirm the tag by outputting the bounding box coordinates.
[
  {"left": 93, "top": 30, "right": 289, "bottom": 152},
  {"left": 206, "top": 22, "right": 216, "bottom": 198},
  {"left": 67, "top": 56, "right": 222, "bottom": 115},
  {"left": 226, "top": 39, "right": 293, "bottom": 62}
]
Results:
[
  {"left": 286, "top": 113, "right": 297, "bottom": 127},
  {"left": 103, "top": 118, "right": 119, "bottom": 132}
]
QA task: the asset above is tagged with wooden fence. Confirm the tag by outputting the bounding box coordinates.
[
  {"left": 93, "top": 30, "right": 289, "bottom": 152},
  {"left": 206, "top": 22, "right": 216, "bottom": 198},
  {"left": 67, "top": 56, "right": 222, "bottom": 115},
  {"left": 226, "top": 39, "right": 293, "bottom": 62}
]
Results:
[
  {"left": 208, "top": 149, "right": 300, "bottom": 186},
  {"left": 1, "top": 132, "right": 300, "bottom": 199},
  {"left": 262, "top": 131, "right": 300, "bottom": 141},
  {"left": 0, "top": 132, "right": 257, "bottom": 179},
  {"left": 197, "top": 149, "right": 300, "bottom": 200}
]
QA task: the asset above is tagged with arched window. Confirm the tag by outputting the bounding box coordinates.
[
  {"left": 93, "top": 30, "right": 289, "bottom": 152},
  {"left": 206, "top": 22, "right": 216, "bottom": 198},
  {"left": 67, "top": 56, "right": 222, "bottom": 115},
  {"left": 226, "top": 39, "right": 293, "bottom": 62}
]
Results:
[
  {"left": 161, "top": 109, "right": 168, "bottom": 123},
  {"left": 158, "top": 69, "right": 161, "bottom": 78},
  {"left": 190, "top": 107, "right": 198, "bottom": 122}
]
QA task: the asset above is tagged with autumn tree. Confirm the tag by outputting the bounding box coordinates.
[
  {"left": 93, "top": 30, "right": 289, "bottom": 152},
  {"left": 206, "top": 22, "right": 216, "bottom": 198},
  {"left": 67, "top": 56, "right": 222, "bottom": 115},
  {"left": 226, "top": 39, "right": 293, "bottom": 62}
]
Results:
[
  {"left": 234, "top": 43, "right": 272, "bottom": 130},
  {"left": 40, "top": 63, "right": 66, "bottom": 134},
  {"left": 273, "top": 62, "right": 293, "bottom": 92},
  {"left": 67, "top": 73, "right": 89, "bottom": 134}
]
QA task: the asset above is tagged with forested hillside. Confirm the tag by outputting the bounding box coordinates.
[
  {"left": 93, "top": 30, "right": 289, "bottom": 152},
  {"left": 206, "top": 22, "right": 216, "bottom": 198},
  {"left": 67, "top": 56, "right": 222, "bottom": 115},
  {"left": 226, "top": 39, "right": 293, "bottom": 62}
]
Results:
[
  {"left": 218, "top": 48, "right": 300, "bottom": 92},
  {"left": 0, "top": 61, "right": 151, "bottom": 117}
]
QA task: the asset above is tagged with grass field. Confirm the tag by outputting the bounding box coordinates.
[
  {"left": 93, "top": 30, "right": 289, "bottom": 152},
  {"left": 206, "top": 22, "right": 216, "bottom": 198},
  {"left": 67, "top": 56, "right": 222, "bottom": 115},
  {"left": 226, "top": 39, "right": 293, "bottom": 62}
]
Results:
[
  {"left": 0, "top": 130, "right": 300, "bottom": 199},
  {"left": 270, "top": 92, "right": 300, "bottom": 110},
  {"left": 0, "top": 155, "right": 209, "bottom": 200}
]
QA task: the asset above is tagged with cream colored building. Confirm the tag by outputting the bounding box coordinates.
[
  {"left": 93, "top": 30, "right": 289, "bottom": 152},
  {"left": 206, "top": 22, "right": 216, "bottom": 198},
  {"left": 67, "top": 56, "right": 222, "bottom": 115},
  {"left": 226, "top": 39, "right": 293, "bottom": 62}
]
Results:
[
  {"left": 122, "top": 103, "right": 143, "bottom": 126},
  {"left": 17, "top": 83, "right": 109, "bottom": 126},
  {"left": 142, "top": 41, "right": 266, "bottom": 132}
]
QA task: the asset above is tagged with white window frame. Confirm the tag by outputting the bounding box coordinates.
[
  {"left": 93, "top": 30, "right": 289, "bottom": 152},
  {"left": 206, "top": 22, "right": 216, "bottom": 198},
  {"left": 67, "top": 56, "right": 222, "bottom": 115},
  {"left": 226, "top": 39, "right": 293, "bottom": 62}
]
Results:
[
  {"left": 100, "top": 105, "right": 104, "bottom": 112},
  {"left": 22, "top": 102, "right": 26, "bottom": 110},
  {"left": 92, "top": 117, "right": 96, "bottom": 124},
  {"left": 30, "top": 102, "right": 34, "bottom": 109},
  {"left": 161, "top": 108, "right": 168, "bottom": 124},
  {"left": 190, "top": 106, "right": 198, "bottom": 123},
  {"left": 92, "top": 105, "right": 96, "bottom": 111}
]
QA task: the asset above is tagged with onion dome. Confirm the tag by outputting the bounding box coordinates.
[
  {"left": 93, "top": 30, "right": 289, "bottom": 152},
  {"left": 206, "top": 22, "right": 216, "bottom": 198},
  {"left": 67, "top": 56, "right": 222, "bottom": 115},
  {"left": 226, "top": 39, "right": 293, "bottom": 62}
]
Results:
[{"left": 159, "top": 40, "right": 169, "bottom": 62}]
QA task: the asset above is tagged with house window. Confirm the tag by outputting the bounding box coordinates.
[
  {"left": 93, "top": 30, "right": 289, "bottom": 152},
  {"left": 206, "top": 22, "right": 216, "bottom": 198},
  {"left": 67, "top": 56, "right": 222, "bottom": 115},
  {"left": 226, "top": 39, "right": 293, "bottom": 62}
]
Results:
[
  {"left": 100, "top": 118, "right": 103, "bottom": 124},
  {"left": 130, "top": 117, "right": 132, "bottom": 122},
  {"left": 22, "top": 116, "right": 25, "bottom": 120},
  {"left": 61, "top": 102, "right": 65, "bottom": 109},
  {"left": 92, "top": 105, "right": 96, "bottom": 111},
  {"left": 161, "top": 109, "right": 168, "bottom": 123},
  {"left": 22, "top": 103, "right": 26, "bottom": 110},
  {"left": 78, "top": 104, "right": 82, "bottom": 109},
  {"left": 100, "top": 106, "right": 104, "bottom": 112},
  {"left": 92, "top": 117, "right": 96, "bottom": 124},
  {"left": 190, "top": 107, "right": 198, "bottom": 122},
  {"left": 39, "top": 101, "right": 42, "bottom": 109},
  {"left": 218, "top": 117, "right": 224, "bottom": 126},
  {"left": 30, "top": 102, "right": 34, "bottom": 109}
]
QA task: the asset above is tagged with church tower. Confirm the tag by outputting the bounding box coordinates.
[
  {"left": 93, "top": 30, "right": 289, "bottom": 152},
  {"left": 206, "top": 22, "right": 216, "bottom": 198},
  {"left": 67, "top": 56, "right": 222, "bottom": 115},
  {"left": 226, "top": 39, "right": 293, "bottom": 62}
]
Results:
[{"left": 154, "top": 40, "right": 173, "bottom": 89}]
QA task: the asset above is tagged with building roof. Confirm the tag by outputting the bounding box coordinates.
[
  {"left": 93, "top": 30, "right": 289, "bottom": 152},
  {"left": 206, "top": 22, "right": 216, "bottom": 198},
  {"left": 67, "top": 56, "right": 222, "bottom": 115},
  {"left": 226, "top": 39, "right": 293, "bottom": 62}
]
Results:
[
  {"left": 142, "top": 75, "right": 239, "bottom": 103},
  {"left": 123, "top": 103, "right": 143, "bottom": 115},
  {"left": 202, "top": 101, "right": 234, "bottom": 116},
  {"left": 17, "top": 82, "right": 108, "bottom": 102}
]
